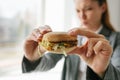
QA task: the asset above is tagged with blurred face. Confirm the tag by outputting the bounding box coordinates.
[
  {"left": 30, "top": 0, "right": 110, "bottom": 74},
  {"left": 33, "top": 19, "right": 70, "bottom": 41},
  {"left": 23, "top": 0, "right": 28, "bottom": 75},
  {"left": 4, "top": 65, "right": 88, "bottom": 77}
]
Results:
[{"left": 75, "top": 0, "right": 106, "bottom": 30}]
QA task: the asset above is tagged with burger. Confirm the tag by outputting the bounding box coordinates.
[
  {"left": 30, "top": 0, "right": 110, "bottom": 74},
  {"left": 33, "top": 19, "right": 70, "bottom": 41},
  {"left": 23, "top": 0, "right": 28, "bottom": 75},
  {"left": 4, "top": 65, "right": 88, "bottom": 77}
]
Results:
[{"left": 39, "top": 32, "right": 77, "bottom": 53}]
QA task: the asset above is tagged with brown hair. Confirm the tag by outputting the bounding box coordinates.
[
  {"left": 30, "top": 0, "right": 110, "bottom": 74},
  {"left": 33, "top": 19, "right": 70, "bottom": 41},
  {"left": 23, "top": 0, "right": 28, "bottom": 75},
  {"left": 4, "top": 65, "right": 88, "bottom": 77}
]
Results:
[{"left": 97, "top": 0, "right": 115, "bottom": 31}]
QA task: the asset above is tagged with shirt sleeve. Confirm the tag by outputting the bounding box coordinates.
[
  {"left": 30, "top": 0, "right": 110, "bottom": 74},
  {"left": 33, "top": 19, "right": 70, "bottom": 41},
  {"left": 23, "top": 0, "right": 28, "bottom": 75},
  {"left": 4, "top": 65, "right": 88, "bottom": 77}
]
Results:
[{"left": 22, "top": 56, "right": 41, "bottom": 73}]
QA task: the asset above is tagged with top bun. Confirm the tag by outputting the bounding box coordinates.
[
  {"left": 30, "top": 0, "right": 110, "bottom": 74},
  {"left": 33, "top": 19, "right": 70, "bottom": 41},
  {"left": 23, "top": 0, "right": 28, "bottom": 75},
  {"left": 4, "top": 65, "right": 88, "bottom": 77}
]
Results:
[{"left": 42, "top": 32, "right": 77, "bottom": 42}]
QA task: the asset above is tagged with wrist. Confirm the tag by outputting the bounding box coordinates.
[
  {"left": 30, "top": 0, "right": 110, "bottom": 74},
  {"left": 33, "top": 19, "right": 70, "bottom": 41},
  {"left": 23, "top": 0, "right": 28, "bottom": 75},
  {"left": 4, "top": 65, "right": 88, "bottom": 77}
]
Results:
[
  {"left": 97, "top": 71, "right": 105, "bottom": 79},
  {"left": 93, "top": 66, "right": 108, "bottom": 79},
  {"left": 25, "top": 53, "right": 41, "bottom": 62},
  {"left": 24, "top": 46, "right": 43, "bottom": 62}
]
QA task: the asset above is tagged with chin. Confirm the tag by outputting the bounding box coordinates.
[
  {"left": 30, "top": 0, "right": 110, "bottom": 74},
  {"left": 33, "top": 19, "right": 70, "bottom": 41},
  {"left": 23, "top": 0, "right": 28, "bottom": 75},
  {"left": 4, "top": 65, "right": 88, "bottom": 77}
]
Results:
[{"left": 81, "top": 24, "right": 92, "bottom": 29}]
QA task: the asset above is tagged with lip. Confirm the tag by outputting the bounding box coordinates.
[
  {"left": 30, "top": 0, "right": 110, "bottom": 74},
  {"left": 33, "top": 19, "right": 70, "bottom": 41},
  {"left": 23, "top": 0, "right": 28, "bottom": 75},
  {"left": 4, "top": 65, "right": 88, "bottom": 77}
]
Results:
[{"left": 82, "top": 21, "right": 88, "bottom": 25}]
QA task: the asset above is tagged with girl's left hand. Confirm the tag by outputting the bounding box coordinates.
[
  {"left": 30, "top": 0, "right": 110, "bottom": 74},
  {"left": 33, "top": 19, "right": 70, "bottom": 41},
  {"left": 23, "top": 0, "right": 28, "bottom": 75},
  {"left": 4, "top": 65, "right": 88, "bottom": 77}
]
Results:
[{"left": 68, "top": 28, "right": 113, "bottom": 78}]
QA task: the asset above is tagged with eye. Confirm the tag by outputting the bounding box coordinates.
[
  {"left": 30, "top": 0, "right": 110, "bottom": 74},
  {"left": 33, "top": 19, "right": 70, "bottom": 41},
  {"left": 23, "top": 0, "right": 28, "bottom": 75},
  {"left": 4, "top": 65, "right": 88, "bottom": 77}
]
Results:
[
  {"left": 85, "top": 7, "right": 93, "bottom": 11},
  {"left": 76, "top": 9, "right": 80, "bottom": 13}
]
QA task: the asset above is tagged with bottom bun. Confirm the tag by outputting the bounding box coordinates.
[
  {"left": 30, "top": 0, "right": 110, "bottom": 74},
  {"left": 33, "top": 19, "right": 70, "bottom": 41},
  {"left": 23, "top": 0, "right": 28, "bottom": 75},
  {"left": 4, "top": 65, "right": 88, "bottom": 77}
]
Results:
[{"left": 42, "top": 46, "right": 76, "bottom": 54}]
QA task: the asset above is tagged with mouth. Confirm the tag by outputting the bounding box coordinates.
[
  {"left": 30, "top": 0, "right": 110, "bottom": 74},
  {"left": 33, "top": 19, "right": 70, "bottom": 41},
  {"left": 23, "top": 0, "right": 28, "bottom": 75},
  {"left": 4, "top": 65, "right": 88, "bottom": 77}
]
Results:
[{"left": 82, "top": 21, "right": 88, "bottom": 25}]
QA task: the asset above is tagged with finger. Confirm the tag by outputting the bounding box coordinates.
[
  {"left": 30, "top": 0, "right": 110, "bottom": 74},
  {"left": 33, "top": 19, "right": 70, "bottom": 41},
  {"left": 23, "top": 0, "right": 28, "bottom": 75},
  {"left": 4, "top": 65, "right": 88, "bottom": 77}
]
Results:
[
  {"left": 26, "top": 33, "right": 38, "bottom": 42},
  {"left": 93, "top": 40, "right": 112, "bottom": 56},
  {"left": 86, "top": 38, "right": 97, "bottom": 57},
  {"left": 87, "top": 38, "right": 108, "bottom": 56},
  {"left": 32, "top": 25, "right": 52, "bottom": 42},
  {"left": 76, "top": 42, "right": 90, "bottom": 62},
  {"left": 68, "top": 42, "right": 92, "bottom": 63},
  {"left": 38, "top": 25, "right": 52, "bottom": 34},
  {"left": 32, "top": 28, "right": 43, "bottom": 42},
  {"left": 68, "top": 28, "right": 105, "bottom": 38},
  {"left": 37, "top": 34, "right": 43, "bottom": 42},
  {"left": 32, "top": 28, "right": 40, "bottom": 37},
  {"left": 68, "top": 42, "right": 88, "bottom": 56},
  {"left": 68, "top": 46, "right": 83, "bottom": 54}
]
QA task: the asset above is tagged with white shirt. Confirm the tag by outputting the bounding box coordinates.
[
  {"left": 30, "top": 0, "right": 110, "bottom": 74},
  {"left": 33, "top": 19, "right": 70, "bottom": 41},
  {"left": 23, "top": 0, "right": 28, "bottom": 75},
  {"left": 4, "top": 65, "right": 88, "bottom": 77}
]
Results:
[{"left": 95, "top": 25, "right": 103, "bottom": 34}]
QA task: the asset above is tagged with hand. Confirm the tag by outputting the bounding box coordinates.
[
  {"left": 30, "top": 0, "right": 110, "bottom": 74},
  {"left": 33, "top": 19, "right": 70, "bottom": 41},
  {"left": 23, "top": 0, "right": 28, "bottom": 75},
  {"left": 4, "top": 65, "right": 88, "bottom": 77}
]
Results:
[
  {"left": 24, "top": 25, "right": 52, "bottom": 61},
  {"left": 68, "top": 27, "right": 113, "bottom": 78}
]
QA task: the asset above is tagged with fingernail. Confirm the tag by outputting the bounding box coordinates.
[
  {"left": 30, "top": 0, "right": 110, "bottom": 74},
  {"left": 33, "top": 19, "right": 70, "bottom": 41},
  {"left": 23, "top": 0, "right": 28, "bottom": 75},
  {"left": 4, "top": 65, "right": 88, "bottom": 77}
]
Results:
[
  {"left": 87, "top": 53, "right": 90, "bottom": 57},
  {"left": 47, "top": 29, "right": 51, "bottom": 31},
  {"left": 95, "top": 51, "right": 98, "bottom": 54},
  {"left": 37, "top": 33, "right": 41, "bottom": 37}
]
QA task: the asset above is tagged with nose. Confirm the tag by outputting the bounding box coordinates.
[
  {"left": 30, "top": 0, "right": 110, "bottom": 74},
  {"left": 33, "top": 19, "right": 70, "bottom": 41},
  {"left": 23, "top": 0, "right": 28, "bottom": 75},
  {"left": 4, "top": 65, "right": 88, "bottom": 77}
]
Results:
[{"left": 78, "top": 11, "right": 86, "bottom": 20}]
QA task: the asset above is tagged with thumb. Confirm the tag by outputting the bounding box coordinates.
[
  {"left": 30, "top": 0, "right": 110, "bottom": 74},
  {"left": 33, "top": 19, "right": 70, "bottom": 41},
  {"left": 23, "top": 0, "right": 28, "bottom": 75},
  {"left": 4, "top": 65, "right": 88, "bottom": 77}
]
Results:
[
  {"left": 68, "top": 42, "right": 87, "bottom": 57},
  {"left": 68, "top": 42, "right": 90, "bottom": 63}
]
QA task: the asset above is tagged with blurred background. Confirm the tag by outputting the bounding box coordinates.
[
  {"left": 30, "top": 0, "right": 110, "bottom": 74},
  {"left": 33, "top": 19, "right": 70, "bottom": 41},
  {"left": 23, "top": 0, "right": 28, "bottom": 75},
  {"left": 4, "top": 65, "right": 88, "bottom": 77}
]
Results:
[{"left": 0, "top": 0, "right": 120, "bottom": 77}]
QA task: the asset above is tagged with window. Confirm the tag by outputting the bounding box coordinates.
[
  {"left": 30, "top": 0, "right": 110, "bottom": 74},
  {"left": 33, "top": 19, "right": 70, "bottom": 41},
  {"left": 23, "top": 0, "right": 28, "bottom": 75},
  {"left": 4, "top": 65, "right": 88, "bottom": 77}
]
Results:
[
  {"left": 0, "top": 0, "right": 44, "bottom": 76},
  {"left": 0, "top": 0, "right": 80, "bottom": 77},
  {"left": 44, "top": 0, "right": 79, "bottom": 31}
]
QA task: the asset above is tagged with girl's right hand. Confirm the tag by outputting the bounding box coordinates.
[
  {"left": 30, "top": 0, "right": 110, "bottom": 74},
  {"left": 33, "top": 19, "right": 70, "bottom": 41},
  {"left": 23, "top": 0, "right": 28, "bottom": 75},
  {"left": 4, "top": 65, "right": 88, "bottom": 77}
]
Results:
[{"left": 24, "top": 25, "right": 52, "bottom": 61}]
